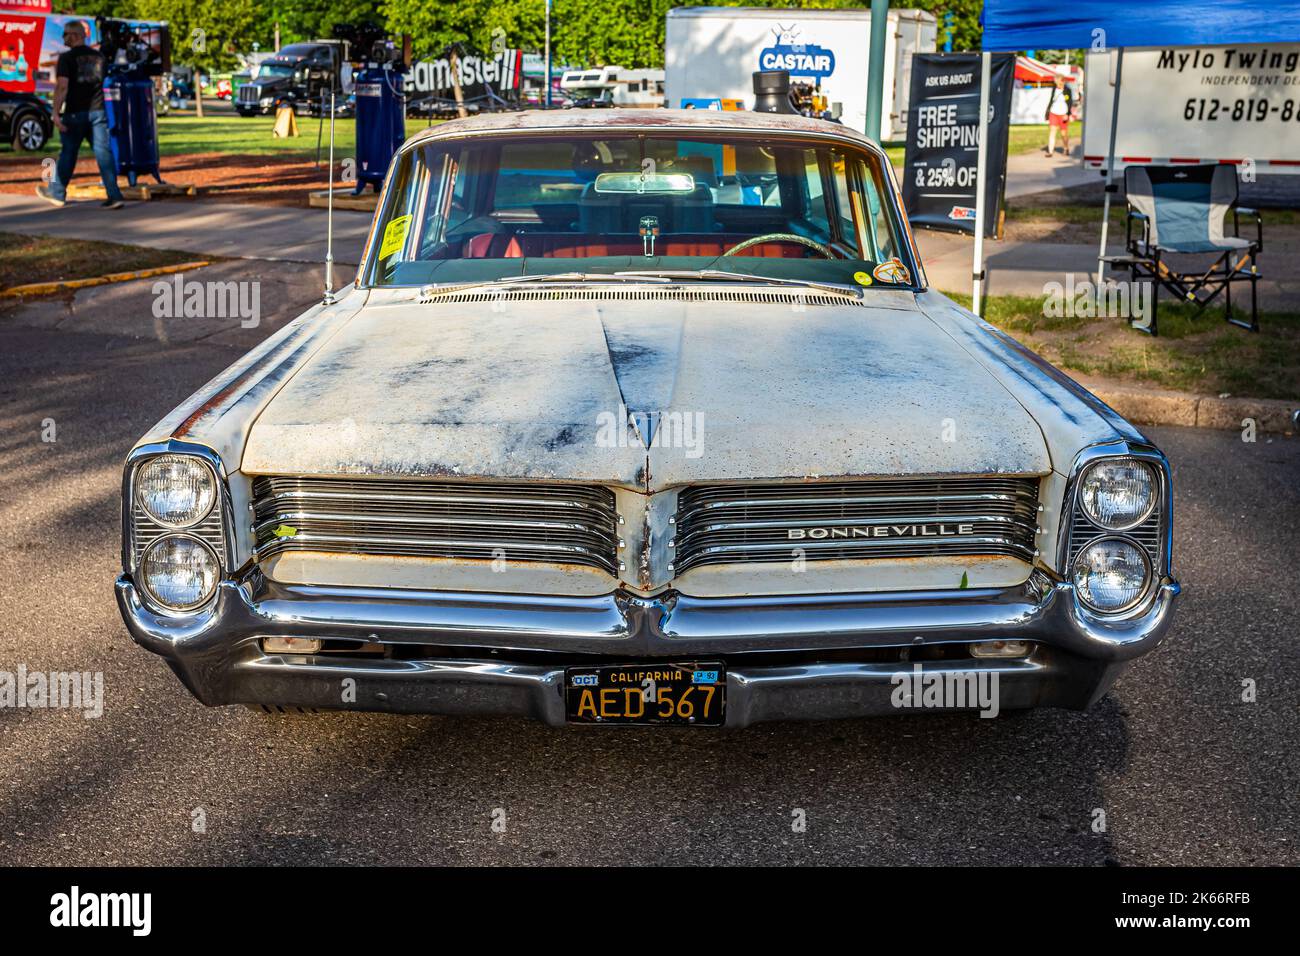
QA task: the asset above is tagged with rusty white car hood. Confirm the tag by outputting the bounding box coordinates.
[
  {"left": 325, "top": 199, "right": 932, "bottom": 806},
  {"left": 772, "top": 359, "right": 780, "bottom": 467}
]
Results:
[{"left": 239, "top": 289, "right": 1050, "bottom": 487}]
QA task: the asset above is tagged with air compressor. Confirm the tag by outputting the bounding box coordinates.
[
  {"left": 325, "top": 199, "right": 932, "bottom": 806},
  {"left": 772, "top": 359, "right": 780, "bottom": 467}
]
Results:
[
  {"left": 337, "top": 25, "right": 409, "bottom": 194},
  {"left": 99, "top": 19, "right": 170, "bottom": 187}
]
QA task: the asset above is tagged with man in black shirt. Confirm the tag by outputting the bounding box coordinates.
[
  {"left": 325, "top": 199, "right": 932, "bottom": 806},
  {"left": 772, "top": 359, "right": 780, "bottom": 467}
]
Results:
[{"left": 35, "top": 21, "right": 125, "bottom": 209}]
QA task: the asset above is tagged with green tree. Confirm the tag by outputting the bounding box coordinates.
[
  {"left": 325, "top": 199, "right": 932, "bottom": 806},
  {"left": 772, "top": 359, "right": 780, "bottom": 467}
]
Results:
[
  {"left": 381, "top": 0, "right": 545, "bottom": 60},
  {"left": 131, "top": 0, "right": 260, "bottom": 115},
  {"left": 254, "top": 1, "right": 389, "bottom": 50},
  {"left": 71, "top": 0, "right": 991, "bottom": 70},
  {"left": 381, "top": 0, "right": 987, "bottom": 69},
  {"left": 51, "top": 0, "right": 122, "bottom": 16}
]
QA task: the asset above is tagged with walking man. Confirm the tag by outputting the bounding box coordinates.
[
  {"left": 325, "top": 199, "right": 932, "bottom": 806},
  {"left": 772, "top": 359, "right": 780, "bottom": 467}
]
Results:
[{"left": 35, "top": 21, "right": 125, "bottom": 209}]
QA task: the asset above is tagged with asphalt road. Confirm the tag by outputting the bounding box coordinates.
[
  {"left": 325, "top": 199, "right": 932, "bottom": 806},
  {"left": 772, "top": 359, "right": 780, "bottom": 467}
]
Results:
[{"left": 0, "top": 272, "right": 1296, "bottom": 866}]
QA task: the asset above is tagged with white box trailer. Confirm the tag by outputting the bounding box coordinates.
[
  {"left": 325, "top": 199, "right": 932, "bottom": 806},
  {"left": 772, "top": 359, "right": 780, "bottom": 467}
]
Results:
[
  {"left": 1082, "top": 44, "right": 1300, "bottom": 175},
  {"left": 665, "top": 6, "right": 937, "bottom": 141}
]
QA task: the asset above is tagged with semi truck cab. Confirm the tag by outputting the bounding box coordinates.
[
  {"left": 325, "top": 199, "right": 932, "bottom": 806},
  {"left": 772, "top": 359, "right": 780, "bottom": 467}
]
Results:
[{"left": 235, "top": 41, "right": 350, "bottom": 115}]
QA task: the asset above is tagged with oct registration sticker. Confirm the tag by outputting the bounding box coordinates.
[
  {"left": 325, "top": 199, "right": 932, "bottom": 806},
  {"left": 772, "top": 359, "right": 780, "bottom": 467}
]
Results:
[
  {"left": 565, "top": 662, "right": 726, "bottom": 726},
  {"left": 378, "top": 214, "right": 412, "bottom": 259}
]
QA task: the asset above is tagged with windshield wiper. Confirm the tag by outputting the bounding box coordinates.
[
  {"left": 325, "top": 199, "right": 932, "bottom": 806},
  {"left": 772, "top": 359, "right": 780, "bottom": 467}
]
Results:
[
  {"left": 421, "top": 272, "right": 673, "bottom": 296},
  {"left": 420, "top": 269, "right": 867, "bottom": 301},
  {"left": 614, "top": 269, "right": 864, "bottom": 300}
]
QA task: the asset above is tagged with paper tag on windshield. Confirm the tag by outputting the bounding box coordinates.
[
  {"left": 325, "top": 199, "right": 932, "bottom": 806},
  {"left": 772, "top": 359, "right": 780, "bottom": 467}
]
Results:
[{"left": 379, "top": 214, "right": 412, "bottom": 259}]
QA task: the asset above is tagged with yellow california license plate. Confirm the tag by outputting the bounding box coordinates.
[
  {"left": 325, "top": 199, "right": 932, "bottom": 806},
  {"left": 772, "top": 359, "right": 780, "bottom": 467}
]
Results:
[{"left": 565, "top": 663, "right": 726, "bottom": 726}]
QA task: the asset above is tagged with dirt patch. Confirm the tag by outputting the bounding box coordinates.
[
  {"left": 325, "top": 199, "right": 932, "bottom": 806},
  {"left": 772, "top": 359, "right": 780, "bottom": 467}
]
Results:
[
  {"left": 0, "top": 153, "right": 352, "bottom": 207},
  {"left": 1023, "top": 319, "right": 1299, "bottom": 400},
  {"left": 1003, "top": 205, "right": 1300, "bottom": 245}
]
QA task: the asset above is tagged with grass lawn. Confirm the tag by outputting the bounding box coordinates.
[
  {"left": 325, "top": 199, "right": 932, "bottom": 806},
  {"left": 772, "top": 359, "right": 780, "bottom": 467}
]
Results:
[
  {"left": 154, "top": 112, "right": 360, "bottom": 159},
  {"left": 1006, "top": 120, "right": 1082, "bottom": 156},
  {"left": 0, "top": 232, "right": 198, "bottom": 291},
  {"left": 158, "top": 111, "right": 443, "bottom": 159},
  {"left": 1005, "top": 202, "right": 1125, "bottom": 224},
  {"left": 0, "top": 111, "right": 442, "bottom": 163},
  {"left": 1005, "top": 202, "right": 1298, "bottom": 227},
  {"left": 950, "top": 291, "right": 1300, "bottom": 400}
]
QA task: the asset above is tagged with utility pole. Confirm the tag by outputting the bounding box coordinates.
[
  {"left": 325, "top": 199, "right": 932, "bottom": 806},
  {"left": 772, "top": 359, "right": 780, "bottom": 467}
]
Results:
[
  {"left": 864, "top": 0, "right": 888, "bottom": 141},
  {"left": 544, "top": 0, "right": 553, "bottom": 107}
]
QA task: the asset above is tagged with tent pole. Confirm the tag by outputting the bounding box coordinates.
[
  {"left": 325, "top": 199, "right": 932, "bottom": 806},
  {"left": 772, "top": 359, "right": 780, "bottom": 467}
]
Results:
[
  {"left": 865, "top": 0, "right": 889, "bottom": 141},
  {"left": 1096, "top": 47, "right": 1125, "bottom": 291},
  {"left": 972, "top": 51, "right": 992, "bottom": 316}
]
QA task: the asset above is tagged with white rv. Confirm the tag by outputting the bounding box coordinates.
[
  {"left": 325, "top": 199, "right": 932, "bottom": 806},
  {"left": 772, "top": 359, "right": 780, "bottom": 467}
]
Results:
[
  {"left": 665, "top": 6, "right": 937, "bottom": 140},
  {"left": 560, "top": 66, "right": 666, "bottom": 108}
]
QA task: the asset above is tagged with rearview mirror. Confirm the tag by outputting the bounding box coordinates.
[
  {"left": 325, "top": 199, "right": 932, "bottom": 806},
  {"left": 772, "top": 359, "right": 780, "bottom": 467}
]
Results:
[{"left": 594, "top": 172, "right": 695, "bottom": 195}]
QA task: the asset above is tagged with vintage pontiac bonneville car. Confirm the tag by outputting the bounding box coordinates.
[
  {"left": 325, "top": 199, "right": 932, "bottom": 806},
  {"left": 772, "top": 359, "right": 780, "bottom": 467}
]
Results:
[{"left": 116, "top": 109, "right": 1179, "bottom": 726}]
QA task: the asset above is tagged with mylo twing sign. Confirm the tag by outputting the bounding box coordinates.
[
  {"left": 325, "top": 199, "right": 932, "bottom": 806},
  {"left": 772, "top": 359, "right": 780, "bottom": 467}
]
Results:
[{"left": 902, "top": 53, "right": 1014, "bottom": 238}]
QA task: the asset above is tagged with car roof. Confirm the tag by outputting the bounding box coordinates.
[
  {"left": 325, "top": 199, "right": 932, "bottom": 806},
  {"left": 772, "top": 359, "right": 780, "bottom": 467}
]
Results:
[{"left": 406, "top": 107, "right": 877, "bottom": 154}]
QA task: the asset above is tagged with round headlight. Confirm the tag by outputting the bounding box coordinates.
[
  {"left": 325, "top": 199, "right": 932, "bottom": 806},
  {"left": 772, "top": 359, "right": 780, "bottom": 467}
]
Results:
[
  {"left": 1079, "top": 459, "right": 1157, "bottom": 531},
  {"left": 1072, "top": 537, "right": 1151, "bottom": 613},
  {"left": 135, "top": 455, "right": 216, "bottom": 528},
  {"left": 140, "top": 535, "right": 220, "bottom": 611}
]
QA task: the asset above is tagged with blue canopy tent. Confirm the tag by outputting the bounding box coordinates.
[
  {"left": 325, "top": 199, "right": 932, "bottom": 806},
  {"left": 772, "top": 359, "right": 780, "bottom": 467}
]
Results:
[
  {"left": 969, "top": 0, "right": 1300, "bottom": 313},
  {"left": 982, "top": 0, "right": 1300, "bottom": 49}
]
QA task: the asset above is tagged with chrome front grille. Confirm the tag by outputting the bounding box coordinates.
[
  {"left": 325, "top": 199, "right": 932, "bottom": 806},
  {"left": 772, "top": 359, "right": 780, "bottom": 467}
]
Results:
[
  {"left": 251, "top": 477, "right": 620, "bottom": 575},
  {"left": 237, "top": 84, "right": 260, "bottom": 105},
  {"left": 673, "top": 477, "right": 1041, "bottom": 573}
]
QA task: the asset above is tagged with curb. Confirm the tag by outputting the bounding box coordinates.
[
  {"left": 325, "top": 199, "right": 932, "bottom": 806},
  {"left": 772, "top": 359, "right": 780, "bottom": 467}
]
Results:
[
  {"left": 1082, "top": 379, "right": 1299, "bottom": 435},
  {"left": 0, "top": 261, "right": 211, "bottom": 299},
  {"left": 65, "top": 182, "right": 197, "bottom": 202},
  {"left": 308, "top": 188, "right": 379, "bottom": 212}
]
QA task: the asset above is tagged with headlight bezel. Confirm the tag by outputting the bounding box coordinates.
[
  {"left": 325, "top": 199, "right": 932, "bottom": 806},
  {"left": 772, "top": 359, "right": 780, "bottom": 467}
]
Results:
[
  {"left": 133, "top": 453, "right": 219, "bottom": 530},
  {"left": 1061, "top": 443, "right": 1171, "bottom": 617},
  {"left": 1071, "top": 533, "right": 1153, "bottom": 614},
  {"left": 138, "top": 532, "right": 222, "bottom": 612},
  {"left": 123, "top": 441, "right": 232, "bottom": 616},
  {"left": 1078, "top": 458, "right": 1158, "bottom": 532}
]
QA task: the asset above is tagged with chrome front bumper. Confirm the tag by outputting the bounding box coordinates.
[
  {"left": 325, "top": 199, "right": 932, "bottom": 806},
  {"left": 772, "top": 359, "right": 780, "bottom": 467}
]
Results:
[{"left": 115, "top": 570, "right": 1180, "bottom": 727}]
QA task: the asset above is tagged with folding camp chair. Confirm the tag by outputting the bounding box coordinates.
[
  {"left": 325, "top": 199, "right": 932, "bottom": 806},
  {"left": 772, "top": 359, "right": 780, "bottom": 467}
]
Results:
[{"left": 1109, "top": 164, "right": 1262, "bottom": 336}]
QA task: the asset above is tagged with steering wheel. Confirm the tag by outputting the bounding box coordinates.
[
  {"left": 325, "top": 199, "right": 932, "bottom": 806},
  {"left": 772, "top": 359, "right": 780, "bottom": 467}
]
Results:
[{"left": 722, "top": 233, "right": 835, "bottom": 259}]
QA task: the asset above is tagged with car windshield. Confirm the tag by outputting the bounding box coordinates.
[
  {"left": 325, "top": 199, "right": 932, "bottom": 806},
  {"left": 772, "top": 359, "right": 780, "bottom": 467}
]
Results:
[{"left": 366, "top": 131, "right": 917, "bottom": 289}]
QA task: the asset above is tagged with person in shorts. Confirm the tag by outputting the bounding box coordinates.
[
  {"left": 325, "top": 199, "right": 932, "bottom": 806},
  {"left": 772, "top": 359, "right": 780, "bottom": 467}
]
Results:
[{"left": 1043, "top": 74, "right": 1074, "bottom": 157}]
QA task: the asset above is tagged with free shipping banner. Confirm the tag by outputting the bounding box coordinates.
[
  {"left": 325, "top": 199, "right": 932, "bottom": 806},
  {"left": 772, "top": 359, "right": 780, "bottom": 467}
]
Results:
[{"left": 902, "top": 53, "right": 1014, "bottom": 237}]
